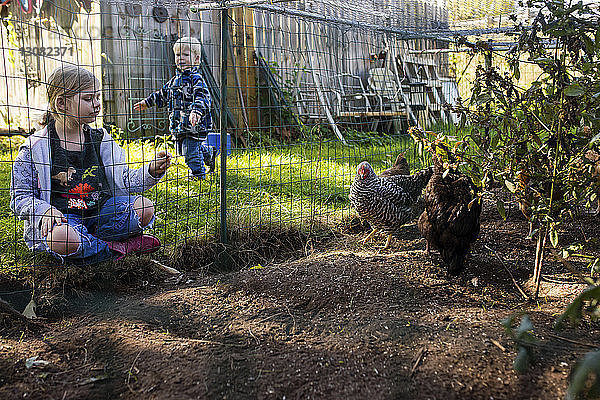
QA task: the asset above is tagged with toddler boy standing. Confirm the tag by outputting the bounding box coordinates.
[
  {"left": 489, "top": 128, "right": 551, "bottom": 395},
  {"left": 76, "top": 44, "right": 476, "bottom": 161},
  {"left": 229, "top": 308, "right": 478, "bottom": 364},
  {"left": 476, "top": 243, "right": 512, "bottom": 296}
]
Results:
[{"left": 134, "top": 36, "right": 217, "bottom": 180}]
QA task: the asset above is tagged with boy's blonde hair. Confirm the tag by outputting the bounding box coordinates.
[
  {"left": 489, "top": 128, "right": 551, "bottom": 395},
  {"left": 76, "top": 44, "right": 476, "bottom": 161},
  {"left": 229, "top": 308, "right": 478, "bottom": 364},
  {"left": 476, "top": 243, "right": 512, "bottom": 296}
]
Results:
[
  {"left": 173, "top": 36, "right": 202, "bottom": 57},
  {"left": 42, "top": 64, "right": 99, "bottom": 125}
]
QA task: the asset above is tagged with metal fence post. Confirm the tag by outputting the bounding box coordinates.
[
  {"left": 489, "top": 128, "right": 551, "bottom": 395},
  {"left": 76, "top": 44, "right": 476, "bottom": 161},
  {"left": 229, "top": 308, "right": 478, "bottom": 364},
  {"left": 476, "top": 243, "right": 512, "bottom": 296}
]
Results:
[{"left": 219, "top": 2, "right": 229, "bottom": 244}]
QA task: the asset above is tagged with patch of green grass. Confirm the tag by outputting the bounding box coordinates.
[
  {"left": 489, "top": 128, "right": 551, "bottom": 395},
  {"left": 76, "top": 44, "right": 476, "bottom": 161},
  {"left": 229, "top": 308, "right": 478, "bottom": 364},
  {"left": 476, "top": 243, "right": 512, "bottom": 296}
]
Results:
[
  {"left": 0, "top": 136, "right": 32, "bottom": 272},
  {"left": 0, "top": 133, "right": 418, "bottom": 272}
]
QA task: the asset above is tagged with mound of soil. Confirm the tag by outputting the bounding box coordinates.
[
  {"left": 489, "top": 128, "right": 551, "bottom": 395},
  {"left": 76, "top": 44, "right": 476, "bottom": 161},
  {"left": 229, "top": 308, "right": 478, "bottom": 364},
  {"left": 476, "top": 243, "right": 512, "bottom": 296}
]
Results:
[{"left": 0, "top": 201, "right": 599, "bottom": 399}]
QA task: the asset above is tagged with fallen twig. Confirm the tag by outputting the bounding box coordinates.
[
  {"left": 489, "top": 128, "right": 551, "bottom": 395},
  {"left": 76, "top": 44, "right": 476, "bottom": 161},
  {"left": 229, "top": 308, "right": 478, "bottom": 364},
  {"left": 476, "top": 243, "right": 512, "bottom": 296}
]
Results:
[
  {"left": 549, "top": 249, "right": 589, "bottom": 284},
  {"left": 248, "top": 328, "right": 260, "bottom": 345},
  {"left": 78, "top": 375, "right": 109, "bottom": 386},
  {"left": 540, "top": 275, "right": 580, "bottom": 284},
  {"left": 484, "top": 245, "right": 530, "bottom": 301},
  {"left": 126, "top": 350, "right": 143, "bottom": 394},
  {"left": 161, "top": 337, "right": 246, "bottom": 347},
  {"left": 284, "top": 304, "right": 297, "bottom": 335},
  {"left": 150, "top": 259, "right": 181, "bottom": 275},
  {"left": 546, "top": 333, "right": 599, "bottom": 349},
  {"left": 490, "top": 339, "right": 506, "bottom": 352},
  {"left": 410, "top": 347, "right": 427, "bottom": 378},
  {"left": 256, "top": 312, "right": 285, "bottom": 324}
]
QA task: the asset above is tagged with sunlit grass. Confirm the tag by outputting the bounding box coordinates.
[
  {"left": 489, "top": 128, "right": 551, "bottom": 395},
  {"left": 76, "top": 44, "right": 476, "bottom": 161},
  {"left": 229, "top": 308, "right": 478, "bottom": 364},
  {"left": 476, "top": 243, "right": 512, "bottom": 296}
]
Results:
[{"left": 0, "top": 133, "right": 417, "bottom": 271}]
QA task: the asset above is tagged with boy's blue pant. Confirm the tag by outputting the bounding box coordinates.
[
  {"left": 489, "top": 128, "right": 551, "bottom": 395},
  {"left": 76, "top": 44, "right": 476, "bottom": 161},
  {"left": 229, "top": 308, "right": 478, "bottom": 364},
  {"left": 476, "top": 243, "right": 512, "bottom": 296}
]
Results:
[
  {"left": 176, "top": 136, "right": 213, "bottom": 178},
  {"left": 43, "top": 196, "right": 153, "bottom": 265}
]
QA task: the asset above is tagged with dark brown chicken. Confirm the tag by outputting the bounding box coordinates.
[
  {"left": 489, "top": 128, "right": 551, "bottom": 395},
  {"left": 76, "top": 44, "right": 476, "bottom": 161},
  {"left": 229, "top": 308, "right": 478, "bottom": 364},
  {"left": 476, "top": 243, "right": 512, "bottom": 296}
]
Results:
[
  {"left": 379, "top": 152, "right": 410, "bottom": 177},
  {"left": 418, "top": 154, "right": 482, "bottom": 276}
]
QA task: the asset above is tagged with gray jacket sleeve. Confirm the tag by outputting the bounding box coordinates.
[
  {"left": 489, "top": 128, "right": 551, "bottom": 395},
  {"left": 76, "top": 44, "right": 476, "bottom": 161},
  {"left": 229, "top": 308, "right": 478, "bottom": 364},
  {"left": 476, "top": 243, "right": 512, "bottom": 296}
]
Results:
[
  {"left": 121, "top": 156, "right": 165, "bottom": 194},
  {"left": 101, "top": 130, "right": 165, "bottom": 194},
  {"left": 10, "top": 146, "right": 52, "bottom": 234}
]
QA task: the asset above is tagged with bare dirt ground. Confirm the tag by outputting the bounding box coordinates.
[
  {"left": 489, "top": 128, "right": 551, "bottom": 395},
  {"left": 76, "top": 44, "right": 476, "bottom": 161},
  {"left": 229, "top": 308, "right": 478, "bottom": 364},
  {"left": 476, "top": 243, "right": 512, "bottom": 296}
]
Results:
[{"left": 1, "top": 202, "right": 599, "bottom": 400}]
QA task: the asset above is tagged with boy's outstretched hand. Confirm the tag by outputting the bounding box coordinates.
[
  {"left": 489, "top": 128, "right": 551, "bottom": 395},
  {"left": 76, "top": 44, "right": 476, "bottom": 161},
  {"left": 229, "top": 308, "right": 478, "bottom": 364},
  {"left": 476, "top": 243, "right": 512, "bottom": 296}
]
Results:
[
  {"left": 133, "top": 100, "right": 148, "bottom": 112},
  {"left": 149, "top": 150, "right": 172, "bottom": 178}
]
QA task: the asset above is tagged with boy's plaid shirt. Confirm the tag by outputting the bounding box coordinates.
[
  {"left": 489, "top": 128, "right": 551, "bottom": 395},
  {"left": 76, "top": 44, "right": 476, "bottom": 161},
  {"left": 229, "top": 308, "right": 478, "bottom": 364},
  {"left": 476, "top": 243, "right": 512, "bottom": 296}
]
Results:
[{"left": 144, "top": 66, "right": 213, "bottom": 138}]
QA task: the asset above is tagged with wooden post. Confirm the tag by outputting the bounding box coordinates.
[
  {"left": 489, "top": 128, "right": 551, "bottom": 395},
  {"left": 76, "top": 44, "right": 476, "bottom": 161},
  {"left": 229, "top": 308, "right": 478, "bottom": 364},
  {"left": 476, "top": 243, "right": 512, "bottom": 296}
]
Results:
[
  {"left": 226, "top": 10, "right": 239, "bottom": 133},
  {"left": 219, "top": 5, "right": 229, "bottom": 245},
  {"left": 231, "top": 6, "right": 258, "bottom": 130}
]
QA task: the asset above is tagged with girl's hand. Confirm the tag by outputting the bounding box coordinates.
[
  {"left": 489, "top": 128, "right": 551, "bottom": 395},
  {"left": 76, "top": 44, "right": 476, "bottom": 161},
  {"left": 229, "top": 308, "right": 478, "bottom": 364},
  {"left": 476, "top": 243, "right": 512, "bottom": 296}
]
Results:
[
  {"left": 190, "top": 111, "right": 201, "bottom": 127},
  {"left": 133, "top": 100, "right": 148, "bottom": 111},
  {"left": 149, "top": 150, "right": 172, "bottom": 178},
  {"left": 40, "top": 207, "right": 66, "bottom": 238}
]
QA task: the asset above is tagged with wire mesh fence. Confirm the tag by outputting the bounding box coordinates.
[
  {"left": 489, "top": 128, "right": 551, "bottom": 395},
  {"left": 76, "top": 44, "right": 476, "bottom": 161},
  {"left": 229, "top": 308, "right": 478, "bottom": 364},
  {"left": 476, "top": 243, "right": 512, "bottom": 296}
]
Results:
[{"left": 0, "top": 0, "right": 556, "bottom": 270}]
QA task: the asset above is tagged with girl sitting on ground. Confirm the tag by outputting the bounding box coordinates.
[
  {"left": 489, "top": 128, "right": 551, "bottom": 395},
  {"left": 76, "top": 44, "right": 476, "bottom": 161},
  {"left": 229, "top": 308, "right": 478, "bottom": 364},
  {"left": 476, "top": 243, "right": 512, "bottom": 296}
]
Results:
[{"left": 10, "top": 65, "right": 172, "bottom": 264}]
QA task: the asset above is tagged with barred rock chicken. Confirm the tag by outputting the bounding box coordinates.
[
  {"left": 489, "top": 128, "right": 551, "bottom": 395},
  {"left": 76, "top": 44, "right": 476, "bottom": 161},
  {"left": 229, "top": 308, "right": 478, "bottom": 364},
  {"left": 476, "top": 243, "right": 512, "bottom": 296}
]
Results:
[
  {"left": 350, "top": 161, "right": 433, "bottom": 248},
  {"left": 361, "top": 153, "right": 412, "bottom": 247},
  {"left": 418, "top": 154, "right": 482, "bottom": 276}
]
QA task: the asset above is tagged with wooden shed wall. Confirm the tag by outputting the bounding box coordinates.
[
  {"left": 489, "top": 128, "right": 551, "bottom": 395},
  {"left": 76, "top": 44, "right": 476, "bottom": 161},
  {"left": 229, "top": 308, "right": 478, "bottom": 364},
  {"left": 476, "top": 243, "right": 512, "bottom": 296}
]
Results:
[
  {"left": 252, "top": 0, "right": 452, "bottom": 128},
  {"left": 99, "top": 3, "right": 222, "bottom": 136},
  {"left": 0, "top": 1, "right": 103, "bottom": 132},
  {"left": 1, "top": 0, "right": 453, "bottom": 134}
]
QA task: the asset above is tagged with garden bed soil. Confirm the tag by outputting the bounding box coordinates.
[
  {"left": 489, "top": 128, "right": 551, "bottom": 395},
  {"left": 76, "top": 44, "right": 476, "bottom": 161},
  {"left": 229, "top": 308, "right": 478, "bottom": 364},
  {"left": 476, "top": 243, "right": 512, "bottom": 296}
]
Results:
[{"left": 1, "top": 201, "right": 599, "bottom": 400}]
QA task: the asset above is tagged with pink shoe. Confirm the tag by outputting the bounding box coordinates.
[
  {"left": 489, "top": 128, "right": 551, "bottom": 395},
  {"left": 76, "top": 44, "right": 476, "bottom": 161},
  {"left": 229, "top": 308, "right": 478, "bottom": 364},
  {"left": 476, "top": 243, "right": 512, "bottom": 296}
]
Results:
[{"left": 107, "top": 234, "right": 161, "bottom": 261}]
